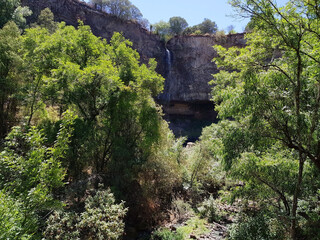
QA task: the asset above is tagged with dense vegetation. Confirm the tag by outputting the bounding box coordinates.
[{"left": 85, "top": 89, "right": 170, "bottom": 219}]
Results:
[
  {"left": 152, "top": 18, "right": 220, "bottom": 42},
  {"left": 0, "top": 0, "right": 320, "bottom": 240}
]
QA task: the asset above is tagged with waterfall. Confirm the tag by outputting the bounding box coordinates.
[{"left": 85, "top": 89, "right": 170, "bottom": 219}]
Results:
[
  {"left": 165, "top": 48, "right": 172, "bottom": 71},
  {"left": 162, "top": 47, "right": 172, "bottom": 103}
]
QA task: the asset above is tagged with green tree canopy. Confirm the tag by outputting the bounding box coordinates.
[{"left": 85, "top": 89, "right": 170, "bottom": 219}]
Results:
[
  {"left": 211, "top": 0, "right": 320, "bottom": 238},
  {"left": 198, "top": 18, "right": 217, "bottom": 34},
  {"left": 90, "top": 0, "right": 143, "bottom": 21},
  {"left": 169, "top": 16, "right": 188, "bottom": 35},
  {"left": 0, "top": 21, "right": 24, "bottom": 139},
  {"left": 0, "top": 0, "right": 31, "bottom": 28}
]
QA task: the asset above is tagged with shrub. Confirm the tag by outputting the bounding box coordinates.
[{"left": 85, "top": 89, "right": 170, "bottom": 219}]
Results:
[
  {"left": 171, "top": 198, "right": 192, "bottom": 221},
  {"left": 0, "top": 190, "right": 34, "bottom": 240},
  {"left": 197, "top": 195, "right": 221, "bottom": 223},
  {"left": 176, "top": 216, "right": 209, "bottom": 239},
  {"left": 44, "top": 188, "right": 127, "bottom": 240},
  {"left": 151, "top": 228, "right": 184, "bottom": 240},
  {"left": 228, "top": 213, "right": 284, "bottom": 240}
]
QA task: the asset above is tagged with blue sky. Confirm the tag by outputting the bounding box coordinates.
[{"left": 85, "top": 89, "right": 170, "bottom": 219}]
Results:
[{"left": 130, "top": 0, "right": 289, "bottom": 32}]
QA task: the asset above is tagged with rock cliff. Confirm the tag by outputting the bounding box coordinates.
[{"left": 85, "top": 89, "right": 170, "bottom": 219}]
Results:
[
  {"left": 21, "top": 0, "right": 245, "bottom": 139},
  {"left": 160, "top": 34, "right": 245, "bottom": 140},
  {"left": 160, "top": 34, "right": 245, "bottom": 102},
  {"left": 21, "top": 0, "right": 166, "bottom": 74}
]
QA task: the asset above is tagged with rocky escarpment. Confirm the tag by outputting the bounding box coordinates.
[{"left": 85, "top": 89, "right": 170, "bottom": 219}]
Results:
[
  {"left": 160, "top": 34, "right": 245, "bottom": 103},
  {"left": 21, "top": 0, "right": 246, "bottom": 139},
  {"left": 159, "top": 34, "right": 245, "bottom": 140},
  {"left": 21, "top": 0, "right": 166, "bottom": 74}
]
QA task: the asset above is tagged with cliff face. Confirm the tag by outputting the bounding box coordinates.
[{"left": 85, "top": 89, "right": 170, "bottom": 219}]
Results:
[
  {"left": 21, "top": 0, "right": 245, "bottom": 139},
  {"left": 21, "top": 0, "right": 166, "bottom": 74},
  {"left": 160, "top": 34, "right": 245, "bottom": 103},
  {"left": 159, "top": 34, "right": 245, "bottom": 140}
]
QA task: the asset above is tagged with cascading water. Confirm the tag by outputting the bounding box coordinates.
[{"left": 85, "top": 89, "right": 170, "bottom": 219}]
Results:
[
  {"left": 165, "top": 48, "right": 172, "bottom": 72},
  {"left": 161, "top": 47, "right": 173, "bottom": 103}
]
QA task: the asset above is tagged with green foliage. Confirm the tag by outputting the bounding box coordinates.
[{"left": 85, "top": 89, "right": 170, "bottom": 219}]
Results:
[
  {"left": 0, "top": 21, "right": 24, "bottom": 138},
  {"left": 0, "top": 0, "right": 31, "bottom": 28},
  {"left": 181, "top": 122, "right": 228, "bottom": 201},
  {"left": 213, "top": 0, "right": 320, "bottom": 171},
  {"left": 0, "top": 111, "right": 75, "bottom": 238},
  {"left": 197, "top": 195, "right": 221, "bottom": 223},
  {"left": 211, "top": 0, "right": 320, "bottom": 238},
  {"left": 169, "top": 17, "right": 188, "bottom": 35},
  {"left": 20, "top": 22, "right": 164, "bottom": 179},
  {"left": 198, "top": 18, "right": 218, "bottom": 34},
  {"left": 171, "top": 198, "right": 192, "bottom": 221},
  {"left": 228, "top": 213, "right": 285, "bottom": 240},
  {"left": 152, "top": 228, "right": 184, "bottom": 240},
  {"left": 127, "top": 121, "right": 184, "bottom": 226},
  {"left": 183, "top": 19, "right": 217, "bottom": 35},
  {"left": 36, "top": 8, "right": 57, "bottom": 33},
  {"left": 151, "top": 216, "right": 208, "bottom": 240},
  {"left": 153, "top": 20, "right": 171, "bottom": 40},
  {"left": 90, "top": 0, "right": 143, "bottom": 21},
  {"left": 44, "top": 188, "right": 127, "bottom": 240},
  {"left": 176, "top": 216, "right": 209, "bottom": 239},
  {"left": 215, "top": 30, "right": 226, "bottom": 42},
  {"left": 19, "top": 19, "right": 180, "bottom": 229},
  {"left": 0, "top": 190, "right": 33, "bottom": 240}
]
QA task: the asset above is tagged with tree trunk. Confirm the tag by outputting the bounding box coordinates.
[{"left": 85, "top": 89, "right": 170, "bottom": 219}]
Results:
[{"left": 291, "top": 153, "right": 305, "bottom": 240}]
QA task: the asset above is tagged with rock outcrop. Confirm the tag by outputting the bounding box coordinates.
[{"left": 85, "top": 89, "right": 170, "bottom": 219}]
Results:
[
  {"left": 160, "top": 34, "right": 245, "bottom": 103},
  {"left": 21, "top": 0, "right": 166, "bottom": 74},
  {"left": 21, "top": 0, "right": 246, "bottom": 139},
  {"left": 159, "top": 34, "right": 245, "bottom": 140}
]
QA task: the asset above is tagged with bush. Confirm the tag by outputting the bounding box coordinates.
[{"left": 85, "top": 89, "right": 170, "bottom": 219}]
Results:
[
  {"left": 197, "top": 195, "right": 221, "bottom": 223},
  {"left": 0, "top": 190, "right": 35, "bottom": 240},
  {"left": 151, "top": 228, "right": 184, "bottom": 240},
  {"left": 176, "top": 216, "right": 209, "bottom": 239},
  {"left": 228, "top": 213, "right": 284, "bottom": 240},
  {"left": 171, "top": 198, "right": 192, "bottom": 221},
  {"left": 151, "top": 216, "right": 208, "bottom": 240},
  {"left": 44, "top": 188, "right": 127, "bottom": 240}
]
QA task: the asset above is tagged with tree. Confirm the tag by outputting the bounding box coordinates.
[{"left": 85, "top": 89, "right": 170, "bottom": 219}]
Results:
[
  {"left": 36, "top": 8, "right": 57, "bottom": 33},
  {"left": 211, "top": 0, "right": 320, "bottom": 238},
  {"left": 90, "top": 0, "right": 143, "bottom": 21},
  {"left": 90, "top": 0, "right": 107, "bottom": 11},
  {"left": 0, "top": 21, "right": 24, "bottom": 139},
  {"left": 44, "top": 188, "right": 127, "bottom": 240},
  {"left": 183, "top": 18, "right": 218, "bottom": 35},
  {"left": 153, "top": 20, "right": 171, "bottom": 39},
  {"left": 169, "top": 16, "right": 188, "bottom": 35},
  {"left": 226, "top": 25, "right": 236, "bottom": 34},
  {"left": 198, "top": 18, "right": 218, "bottom": 34},
  {"left": 0, "top": 0, "right": 31, "bottom": 29}
]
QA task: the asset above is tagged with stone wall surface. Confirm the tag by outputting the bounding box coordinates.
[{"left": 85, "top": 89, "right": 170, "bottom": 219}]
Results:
[
  {"left": 161, "top": 34, "right": 245, "bottom": 103},
  {"left": 21, "top": 0, "right": 166, "bottom": 74}
]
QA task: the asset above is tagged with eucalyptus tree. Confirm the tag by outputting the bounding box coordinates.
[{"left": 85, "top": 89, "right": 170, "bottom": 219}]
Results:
[
  {"left": 198, "top": 18, "right": 218, "bottom": 34},
  {"left": 212, "top": 0, "right": 320, "bottom": 238},
  {"left": 90, "top": 0, "right": 143, "bottom": 21},
  {"left": 169, "top": 16, "right": 188, "bottom": 35}
]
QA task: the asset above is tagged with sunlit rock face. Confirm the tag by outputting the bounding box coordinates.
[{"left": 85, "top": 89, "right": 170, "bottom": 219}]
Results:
[
  {"left": 159, "top": 34, "right": 246, "bottom": 103},
  {"left": 159, "top": 34, "right": 245, "bottom": 140},
  {"left": 21, "top": 0, "right": 166, "bottom": 74},
  {"left": 21, "top": 0, "right": 246, "bottom": 139}
]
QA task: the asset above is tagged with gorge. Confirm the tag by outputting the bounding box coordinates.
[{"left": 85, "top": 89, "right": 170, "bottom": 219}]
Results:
[{"left": 21, "top": 0, "right": 246, "bottom": 140}]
